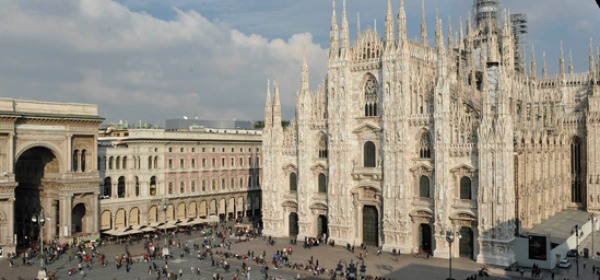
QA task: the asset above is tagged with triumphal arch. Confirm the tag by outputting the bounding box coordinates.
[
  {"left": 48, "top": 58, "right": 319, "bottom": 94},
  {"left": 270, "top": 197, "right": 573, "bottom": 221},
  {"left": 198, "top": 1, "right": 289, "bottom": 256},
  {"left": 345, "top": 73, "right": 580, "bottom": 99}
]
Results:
[{"left": 0, "top": 98, "right": 103, "bottom": 255}]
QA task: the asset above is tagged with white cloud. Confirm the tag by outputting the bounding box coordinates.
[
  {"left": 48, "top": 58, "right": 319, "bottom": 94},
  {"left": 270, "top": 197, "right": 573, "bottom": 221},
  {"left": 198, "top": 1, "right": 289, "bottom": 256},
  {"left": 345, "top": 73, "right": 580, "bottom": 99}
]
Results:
[{"left": 0, "top": 0, "right": 328, "bottom": 124}]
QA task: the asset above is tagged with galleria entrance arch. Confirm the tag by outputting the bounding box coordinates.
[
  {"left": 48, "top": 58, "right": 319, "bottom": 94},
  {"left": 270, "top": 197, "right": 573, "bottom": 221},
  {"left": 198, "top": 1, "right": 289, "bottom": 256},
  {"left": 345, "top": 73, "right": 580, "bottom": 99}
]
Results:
[{"left": 0, "top": 99, "right": 103, "bottom": 255}]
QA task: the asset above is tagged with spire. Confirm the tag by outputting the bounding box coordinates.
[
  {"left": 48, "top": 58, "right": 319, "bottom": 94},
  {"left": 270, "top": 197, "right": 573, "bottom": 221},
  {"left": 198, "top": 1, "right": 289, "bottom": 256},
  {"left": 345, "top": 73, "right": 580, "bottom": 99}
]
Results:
[
  {"left": 542, "top": 52, "right": 547, "bottom": 79},
  {"left": 421, "top": 0, "right": 428, "bottom": 47},
  {"left": 447, "top": 16, "right": 453, "bottom": 50},
  {"left": 435, "top": 11, "right": 444, "bottom": 51},
  {"left": 530, "top": 46, "right": 537, "bottom": 79},
  {"left": 329, "top": 0, "right": 339, "bottom": 58},
  {"left": 340, "top": 0, "right": 350, "bottom": 51},
  {"left": 272, "top": 80, "right": 281, "bottom": 127},
  {"left": 385, "top": 0, "right": 394, "bottom": 47},
  {"left": 590, "top": 37, "right": 596, "bottom": 80},
  {"left": 487, "top": 16, "right": 498, "bottom": 63},
  {"left": 398, "top": 0, "right": 406, "bottom": 41},
  {"left": 559, "top": 41, "right": 565, "bottom": 79},
  {"left": 301, "top": 44, "right": 309, "bottom": 92},
  {"left": 569, "top": 49, "right": 574, "bottom": 77},
  {"left": 459, "top": 16, "right": 464, "bottom": 50},
  {"left": 356, "top": 12, "right": 361, "bottom": 36},
  {"left": 264, "top": 79, "right": 272, "bottom": 128}
]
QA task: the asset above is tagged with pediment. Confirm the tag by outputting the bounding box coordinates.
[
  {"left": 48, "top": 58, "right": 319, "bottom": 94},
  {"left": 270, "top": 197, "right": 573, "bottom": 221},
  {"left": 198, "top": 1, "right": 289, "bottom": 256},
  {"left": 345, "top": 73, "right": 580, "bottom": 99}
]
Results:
[
  {"left": 409, "top": 209, "right": 433, "bottom": 218},
  {"left": 409, "top": 163, "right": 433, "bottom": 173},
  {"left": 449, "top": 164, "right": 476, "bottom": 174},
  {"left": 309, "top": 202, "right": 328, "bottom": 211},
  {"left": 353, "top": 123, "right": 382, "bottom": 134},
  {"left": 310, "top": 163, "right": 328, "bottom": 173},
  {"left": 282, "top": 163, "right": 297, "bottom": 173},
  {"left": 450, "top": 211, "right": 476, "bottom": 221},
  {"left": 281, "top": 200, "right": 298, "bottom": 208}
]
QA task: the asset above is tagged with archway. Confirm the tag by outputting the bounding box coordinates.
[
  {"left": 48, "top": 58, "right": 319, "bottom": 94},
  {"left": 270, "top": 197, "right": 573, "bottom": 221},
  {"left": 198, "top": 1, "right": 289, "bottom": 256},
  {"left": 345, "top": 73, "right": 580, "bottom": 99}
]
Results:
[
  {"left": 101, "top": 210, "right": 112, "bottom": 230},
  {"left": 129, "top": 207, "right": 140, "bottom": 226},
  {"left": 419, "top": 224, "right": 433, "bottom": 254},
  {"left": 228, "top": 197, "right": 235, "bottom": 220},
  {"left": 148, "top": 206, "right": 157, "bottom": 223},
  {"left": 317, "top": 215, "right": 328, "bottom": 239},
  {"left": 289, "top": 213, "right": 299, "bottom": 237},
  {"left": 177, "top": 203, "right": 186, "bottom": 220},
  {"left": 71, "top": 203, "right": 86, "bottom": 234},
  {"left": 188, "top": 201, "right": 197, "bottom": 218},
  {"left": 14, "top": 147, "right": 60, "bottom": 246},
  {"left": 459, "top": 227, "right": 474, "bottom": 259},
  {"left": 362, "top": 206, "right": 378, "bottom": 246},
  {"left": 115, "top": 209, "right": 126, "bottom": 229}
]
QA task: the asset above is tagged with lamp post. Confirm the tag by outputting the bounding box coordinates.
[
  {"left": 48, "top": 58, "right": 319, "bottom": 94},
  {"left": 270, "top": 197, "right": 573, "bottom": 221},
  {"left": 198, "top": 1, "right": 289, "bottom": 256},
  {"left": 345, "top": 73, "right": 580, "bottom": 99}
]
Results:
[
  {"left": 162, "top": 199, "right": 170, "bottom": 260},
  {"left": 446, "top": 228, "right": 462, "bottom": 280},
  {"left": 572, "top": 225, "right": 583, "bottom": 278},
  {"left": 31, "top": 210, "right": 47, "bottom": 279},
  {"left": 590, "top": 215, "right": 596, "bottom": 259}
]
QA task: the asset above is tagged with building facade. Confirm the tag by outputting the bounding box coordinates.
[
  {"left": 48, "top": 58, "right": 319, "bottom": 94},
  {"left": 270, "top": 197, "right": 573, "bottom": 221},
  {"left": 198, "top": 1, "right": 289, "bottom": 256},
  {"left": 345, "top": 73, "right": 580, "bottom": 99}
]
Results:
[
  {"left": 262, "top": 0, "right": 600, "bottom": 266},
  {"left": 0, "top": 98, "right": 103, "bottom": 255},
  {"left": 98, "top": 126, "right": 262, "bottom": 232}
]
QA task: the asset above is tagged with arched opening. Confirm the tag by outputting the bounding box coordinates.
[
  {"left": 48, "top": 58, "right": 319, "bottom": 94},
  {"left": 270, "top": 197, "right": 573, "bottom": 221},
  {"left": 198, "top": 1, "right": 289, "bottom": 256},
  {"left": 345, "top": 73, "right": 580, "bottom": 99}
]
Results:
[
  {"left": 289, "top": 213, "right": 299, "bottom": 236},
  {"left": 189, "top": 201, "right": 197, "bottom": 218},
  {"left": 209, "top": 200, "right": 217, "bottom": 216},
  {"left": 15, "top": 147, "right": 60, "bottom": 245},
  {"left": 317, "top": 215, "right": 328, "bottom": 239},
  {"left": 199, "top": 201, "right": 208, "bottom": 218},
  {"left": 81, "top": 150, "right": 87, "bottom": 172},
  {"left": 236, "top": 197, "right": 244, "bottom": 219},
  {"left": 129, "top": 207, "right": 140, "bottom": 226},
  {"left": 418, "top": 132, "right": 432, "bottom": 158},
  {"left": 458, "top": 227, "right": 474, "bottom": 259},
  {"left": 148, "top": 206, "right": 157, "bottom": 223},
  {"left": 318, "top": 173, "right": 327, "bottom": 193},
  {"left": 101, "top": 210, "right": 112, "bottom": 230},
  {"left": 117, "top": 176, "right": 125, "bottom": 198},
  {"left": 134, "top": 176, "right": 140, "bottom": 197},
  {"left": 150, "top": 176, "right": 157, "bottom": 196},
  {"left": 103, "top": 177, "right": 112, "bottom": 197},
  {"left": 115, "top": 209, "right": 126, "bottom": 229},
  {"left": 419, "top": 224, "right": 433, "bottom": 254},
  {"left": 219, "top": 199, "right": 226, "bottom": 221},
  {"left": 460, "top": 177, "right": 472, "bottom": 200},
  {"left": 177, "top": 203, "right": 186, "bottom": 220},
  {"left": 362, "top": 206, "right": 378, "bottom": 246},
  {"left": 72, "top": 150, "right": 79, "bottom": 172},
  {"left": 364, "top": 141, "right": 376, "bottom": 167},
  {"left": 71, "top": 203, "right": 86, "bottom": 234},
  {"left": 364, "top": 76, "right": 378, "bottom": 117},
  {"left": 228, "top": 197, "right": 235, "bottom": 220}
]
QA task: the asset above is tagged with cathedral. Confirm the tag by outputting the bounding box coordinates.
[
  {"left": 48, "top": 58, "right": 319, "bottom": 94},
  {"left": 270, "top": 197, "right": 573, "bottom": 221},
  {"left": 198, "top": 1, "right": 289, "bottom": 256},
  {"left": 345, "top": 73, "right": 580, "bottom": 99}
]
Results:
[{"left": 261, "top": 0, "right": 600, "bottom": 266}]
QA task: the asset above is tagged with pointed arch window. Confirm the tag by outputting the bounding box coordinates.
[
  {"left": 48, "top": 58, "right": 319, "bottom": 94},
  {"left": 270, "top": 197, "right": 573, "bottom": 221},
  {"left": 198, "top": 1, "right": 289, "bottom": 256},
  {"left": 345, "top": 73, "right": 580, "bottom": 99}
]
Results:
[
  {"left": 460, "top": 176, "right": 472, "bottom": 200},
  {"left": 364, "top": 76, "right": 379, "bottom": 116},
  {"left": 418, "top": 132, "right": 432, "bottom": 158},
  {"left": 289, "top": 173, "right": 297, "bottom": 191},
  {"left": 419, "top": 175, "right": 430, "bottom": 198},
  {"left": 318, "top": 173, "right": 327, "bottom": 193},
  {"left": 571, "top": 137, "right": 583, "bottom": 203},
  {"left": 318, "top": 134, "right": 328, "bottom": 158},
  {"left": 364, "top": 141, "right": 376, "bottom": 167}
]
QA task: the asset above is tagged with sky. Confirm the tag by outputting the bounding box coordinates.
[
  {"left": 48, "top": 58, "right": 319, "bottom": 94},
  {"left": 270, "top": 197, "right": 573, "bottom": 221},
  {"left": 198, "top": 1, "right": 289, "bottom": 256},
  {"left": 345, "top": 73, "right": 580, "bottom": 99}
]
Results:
[{"left": 0, "top": 0, "right": 598, "bottom": 125}]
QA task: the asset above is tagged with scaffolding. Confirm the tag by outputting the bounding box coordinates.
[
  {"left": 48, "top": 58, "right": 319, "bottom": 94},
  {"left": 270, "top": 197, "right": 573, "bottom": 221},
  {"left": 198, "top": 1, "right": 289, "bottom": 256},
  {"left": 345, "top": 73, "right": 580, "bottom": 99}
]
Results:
[
  {"left": 473, "top": 0, "right": 500, "bottom": 27},
  {"left": 510, "top": 13, "right": 528, "bottom": 73}
]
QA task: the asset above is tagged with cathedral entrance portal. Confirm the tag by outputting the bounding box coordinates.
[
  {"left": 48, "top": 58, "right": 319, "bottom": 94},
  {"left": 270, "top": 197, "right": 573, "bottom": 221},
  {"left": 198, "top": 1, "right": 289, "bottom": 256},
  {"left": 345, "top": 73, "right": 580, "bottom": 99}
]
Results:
[
  {"left": 15, "top": 147, "right": 59, "bottom": 247},
  {"left": 289, "top": 213, "right": 299, "bottom": 237},
  {"left": 459, "top": 227, "right": 474, "bottom": 259},
  {"left": 317, "top": 215, "right": 328, "bottom": 238},
  {"left": 362, "top": 206, "right": 378, "bottom": 246},
  {"left": 419, "top": 224, "right": 432, "bottom": 254}
]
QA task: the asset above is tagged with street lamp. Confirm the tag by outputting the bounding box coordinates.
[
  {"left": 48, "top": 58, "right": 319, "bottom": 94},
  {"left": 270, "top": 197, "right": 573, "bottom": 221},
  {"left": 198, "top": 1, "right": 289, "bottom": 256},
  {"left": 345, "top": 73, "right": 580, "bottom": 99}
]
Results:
[
  {"left": 346, "top": 259, "right": 357, "bottom": 280},
  {"left": 572, "top": 225, "right": 584, "bottom": 278},
  {"left": 590, "top": 215, "right": 596, "bottom": 259},
  {"left": 162, "top": 199, "right": 170, "bottom": 260},
  {"left": 446, "top": 228, "right": 462, "bottom": 280},
  {"left": 32, "top": 210, "right": 47, "bottom": 279}
]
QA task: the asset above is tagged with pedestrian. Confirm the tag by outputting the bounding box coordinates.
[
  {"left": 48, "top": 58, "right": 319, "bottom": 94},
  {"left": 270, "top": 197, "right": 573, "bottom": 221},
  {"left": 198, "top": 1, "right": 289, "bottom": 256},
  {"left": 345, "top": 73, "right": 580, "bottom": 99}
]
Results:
[{"left": 179, "top": 268, "right": 183, "bottom": 278}]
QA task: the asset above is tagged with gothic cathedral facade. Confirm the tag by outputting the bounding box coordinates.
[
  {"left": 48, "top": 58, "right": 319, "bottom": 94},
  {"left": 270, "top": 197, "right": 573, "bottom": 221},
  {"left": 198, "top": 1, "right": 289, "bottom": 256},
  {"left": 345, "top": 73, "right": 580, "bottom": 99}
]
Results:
[{"left": 261, "top": 0, "right": 600, "bottom": 266}]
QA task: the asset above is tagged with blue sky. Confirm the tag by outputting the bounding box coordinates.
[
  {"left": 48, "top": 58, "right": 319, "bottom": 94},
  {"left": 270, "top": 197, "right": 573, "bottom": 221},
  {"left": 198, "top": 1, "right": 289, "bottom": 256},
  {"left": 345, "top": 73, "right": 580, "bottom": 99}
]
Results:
[{"left": 0, "top": 0, "right": 598, "bottom": 124}]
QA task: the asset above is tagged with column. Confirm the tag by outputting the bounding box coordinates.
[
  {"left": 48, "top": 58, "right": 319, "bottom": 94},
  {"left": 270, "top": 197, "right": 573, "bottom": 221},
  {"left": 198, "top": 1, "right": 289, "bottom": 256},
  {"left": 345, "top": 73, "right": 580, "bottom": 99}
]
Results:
[{"left": 91, "top": 191, "right": 99, "bottom": 234}]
